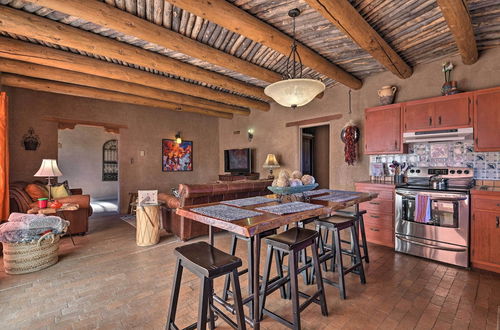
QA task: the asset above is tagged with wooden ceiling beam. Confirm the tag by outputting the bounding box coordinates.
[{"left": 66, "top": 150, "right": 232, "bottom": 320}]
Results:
[
  {"left": 29, "top": 0, "right": 282, "bottom": 84},
  {"left": 0, "top": 37, "right": 268, "bottom": 111},
  {"left": 436, "top": 0, "right": 478, "bottom": 65},
  {"left": 304, "top": 0, "right": 412, "bottom": 79},
  {"left": 0, "top": 5, "right": 268, "bottom": 101},
  {"left": 0, "top": 58, "right": 250, "bottom": 116},
  {"left": 167, "top": 0, "right": 362, "bottom": 89},
  {"left": 1, "top": 74, "right": 233, "bottom": 119}
]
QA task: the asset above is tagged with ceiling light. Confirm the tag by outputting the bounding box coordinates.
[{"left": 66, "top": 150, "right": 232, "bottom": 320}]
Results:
[{"left": 264, "top": 8, "right": 325, "bottom": 109}]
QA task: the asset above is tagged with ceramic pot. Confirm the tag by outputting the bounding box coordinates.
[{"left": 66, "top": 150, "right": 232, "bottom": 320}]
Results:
[{"left": 377, "top": 85, "right": 397, "bottom": 105}]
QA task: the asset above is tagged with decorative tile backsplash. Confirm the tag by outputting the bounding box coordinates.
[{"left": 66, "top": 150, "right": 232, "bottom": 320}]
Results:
[{"left": 370, "top": 141, "right": 500, "bottom": 180}]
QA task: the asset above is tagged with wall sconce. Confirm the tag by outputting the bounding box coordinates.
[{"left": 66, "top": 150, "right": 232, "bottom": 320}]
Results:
[
  {"left": 175, "top": 132, "right": 182, "bottom": 144},
  {"left": 247, "top": 128, "right": 254, "bottom": 142}
]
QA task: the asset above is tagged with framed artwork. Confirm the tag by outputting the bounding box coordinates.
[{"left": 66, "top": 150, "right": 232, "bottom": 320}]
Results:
[{"left": 162, "top": 139, "right": 193, "bottom": 172}]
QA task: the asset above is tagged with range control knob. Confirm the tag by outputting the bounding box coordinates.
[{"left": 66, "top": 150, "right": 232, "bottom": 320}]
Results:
[
  {"left": 416, "top": 169, "right": 421, "bottom": 174},
  {"left": 410, "top": 169, "right": 415, "bottom": 173},
  {"left": 450, "top": 170, "right": 456, "bottom": 174},
  {"left": 457, "top": 170, "right": 463, "bottom": 174},
  {"left": 464, "top": 170, "right": 470, "bottom": 174}
]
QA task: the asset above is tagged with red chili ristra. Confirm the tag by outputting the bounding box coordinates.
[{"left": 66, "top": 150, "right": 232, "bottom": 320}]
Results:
[{"left": 344, "top": 126, "right": 357, "bottom": 165}]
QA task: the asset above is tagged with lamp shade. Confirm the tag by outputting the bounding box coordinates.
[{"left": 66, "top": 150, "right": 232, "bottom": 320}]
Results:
[
  {"left": 264, "top": 79, "right": 325, "bottom": 108},
  {"left": 263, "top": 154, "right": 280, "bottom": 168},
  {"left": 34, "top": 159, "right": 63, "bottom": 177}
]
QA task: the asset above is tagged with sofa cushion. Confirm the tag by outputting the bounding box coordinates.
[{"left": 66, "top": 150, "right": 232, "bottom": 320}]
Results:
[
  {"left": 24, "top": 183, "right": 48, "bottom": 201},
  {"left": 49, "top": 184, "right": 70, "bottom": 199}
]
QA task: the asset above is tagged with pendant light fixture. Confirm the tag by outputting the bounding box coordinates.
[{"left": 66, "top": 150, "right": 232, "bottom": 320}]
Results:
[{"left": 264, "top": 8, "right": 326, "bottom": 109}]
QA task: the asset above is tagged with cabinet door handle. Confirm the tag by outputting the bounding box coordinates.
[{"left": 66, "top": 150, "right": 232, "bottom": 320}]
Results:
[
  {"left": 496, "top": 216, "right": 499, "bottom": 228},
  {"left": 438, "top": 116, "right": 442, "bottom": 125},
  {"left": 371, "top": 215, "right": 380, "bottom": 219},
  {"left": 394, "top": 140, "right": 398, "bottom": 150},
  {"left": 429, "top": 117, "right": 432, "bottom": 126},
  {"left": 369, "top": 202, "right": 380, "bottom": 205},
  {"left": 468, "top": 98, "right": 472, "bottom": 124},
  {"left": 369, "top": 228, "right": 380, "bottom": 232}
]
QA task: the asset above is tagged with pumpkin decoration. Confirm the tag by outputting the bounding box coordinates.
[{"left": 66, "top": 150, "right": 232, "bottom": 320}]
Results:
[{"left": 340, "top": 120, "right": 360, "bottom": 166}]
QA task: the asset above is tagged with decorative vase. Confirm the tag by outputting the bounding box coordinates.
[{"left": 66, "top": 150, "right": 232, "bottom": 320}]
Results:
[
  {"left": 441, "top": 80, "right": 460, "bottom": 96},
  {"left": 377, "top": 85, "right": 397, "bottom": 105}
]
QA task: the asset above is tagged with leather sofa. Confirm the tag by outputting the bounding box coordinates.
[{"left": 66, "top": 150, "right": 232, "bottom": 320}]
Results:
[
  {"left": 9, "top": 181, "right": 93, "bottom": 235},
  {"left": 158, "top": 179, "right": 273, "bottom": 241}
]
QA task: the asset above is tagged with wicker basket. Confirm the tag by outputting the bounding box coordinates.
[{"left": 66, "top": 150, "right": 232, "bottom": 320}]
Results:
[{"left": 2, "top": 232, "right": 61, "bottom": 275}]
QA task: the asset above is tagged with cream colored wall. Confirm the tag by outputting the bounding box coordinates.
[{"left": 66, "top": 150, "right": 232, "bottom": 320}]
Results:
[
  {"left": 219, "top": 47, "right": 500, "bottom": 190},
  {"left": 58, "top": 125, "right": 119, "bottom": 200},
  {"left": 7, "top": 87, "right": 220, "bottom": 213}
]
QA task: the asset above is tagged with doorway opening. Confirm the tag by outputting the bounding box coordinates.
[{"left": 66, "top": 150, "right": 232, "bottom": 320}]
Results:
[
  {"left": 301, "top": 125, "right": 330, "bottom": 189},
  {"left": 58, "top": 126, "right": 119, "bottom": 215}
]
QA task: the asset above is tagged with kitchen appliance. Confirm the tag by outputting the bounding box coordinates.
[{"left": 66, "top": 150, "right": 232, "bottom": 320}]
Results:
[
  {"left": 403, "top": 127, "right": 473, "bottom": 144},
  {"left": 395, "top": 167, "right": 474, "bottom": 267}
]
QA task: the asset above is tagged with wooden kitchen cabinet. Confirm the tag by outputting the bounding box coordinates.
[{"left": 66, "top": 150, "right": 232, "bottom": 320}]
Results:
[
  {"left": 364, "top": 104, "right": 404, "bottom": 155},
  {"left": 471, "top": 190, "right": 500, "bottom": 273},
  {"left": 474, "top": 88, "right": 500, "bottom": 151},
  {"left": 355, "top": 182, "right": 395, "bottom": 248},
  {"left": 403, "top": 93, "right": 472, "bottom": 132}
]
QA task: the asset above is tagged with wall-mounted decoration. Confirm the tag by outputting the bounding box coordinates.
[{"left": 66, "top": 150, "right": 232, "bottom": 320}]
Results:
[
  {"left": 377, "top": 85, "right": 397, "bottom": 105},
  {"left": 341, "top": 120, "right": 360, "bottom": 166},
  {"left": 22, "top": 127, "right": 40, "bottom": 151},
  {"left": 103, "top": 139, "right": 118, "bottom": 181},
  {"left": 162, "top": 139, "right": 193, "bottom": 172}
]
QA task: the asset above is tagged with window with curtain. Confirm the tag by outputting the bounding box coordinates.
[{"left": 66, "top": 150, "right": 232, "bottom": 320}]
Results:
[{"left": 102, "top": 139, "right": 118, "bottom": 181}]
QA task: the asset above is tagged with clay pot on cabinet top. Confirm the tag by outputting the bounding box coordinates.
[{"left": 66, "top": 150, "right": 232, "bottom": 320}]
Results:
[{"left": 377, "top": 85, "right": 397, "bottom": 105}]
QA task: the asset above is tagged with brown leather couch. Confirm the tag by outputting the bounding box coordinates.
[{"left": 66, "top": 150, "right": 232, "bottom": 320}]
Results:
[
  {"left": 9, "top": 181, "right": 93, "bottom": 235},
  {"left": 159, "top": 179, "right": 273, "bottom": 241}
]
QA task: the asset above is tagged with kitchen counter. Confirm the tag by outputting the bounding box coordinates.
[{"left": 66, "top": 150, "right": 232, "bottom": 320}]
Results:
[
  {"left": 355, "top": 180, "right": 396, "bottom": 187},
  {"left": 471, "top": 186, "right": 500, "bottom": 196}
]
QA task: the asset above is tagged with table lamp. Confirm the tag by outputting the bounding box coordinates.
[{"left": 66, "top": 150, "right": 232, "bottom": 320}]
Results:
[
  {"left": 34, "top": 159, "right": 63, "bottom": 201},
  {"left": 263, "top": 154, "right": 280, "bottom": 179}
]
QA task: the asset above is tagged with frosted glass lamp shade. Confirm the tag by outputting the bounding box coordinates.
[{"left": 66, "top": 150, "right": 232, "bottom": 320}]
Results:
[
  {"left": 34, "top": 159, "right": 63, "bottom": 177},
  {"left": 264, "top": 79, "right": 326, "bottom": 108},
  {"left": 263, "top": 154, "right": 280, "bottom": 168}
]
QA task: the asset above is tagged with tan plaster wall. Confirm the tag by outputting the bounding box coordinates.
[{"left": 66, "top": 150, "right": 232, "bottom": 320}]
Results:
[
  {"left": 219, "top": 47, "right": 500, "bottom": 190},
  {"left": 58, "top": 125, "right": 119, "bottom": 200},
  {"left": 7, "top": 87, "right": 220, "bottom": 212}
]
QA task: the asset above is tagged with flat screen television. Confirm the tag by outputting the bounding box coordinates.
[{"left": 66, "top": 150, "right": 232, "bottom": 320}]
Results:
[{"left": 224, "top": 148, "right": 252, "bottom": 174}]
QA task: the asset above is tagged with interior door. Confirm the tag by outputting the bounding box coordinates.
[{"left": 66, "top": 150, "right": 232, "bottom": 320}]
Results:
[
  {"left": 403, "top": 101, "right": 434, "bottom": 131},
  {"left": 474, "top": 89, "right": 500, "bottom": 151},
  {"left": 301, "top": 134, "right": 314, "bottom": 175},
  {"left": 434, "top": 95, "right": 471, "bottom": 128},
  {"left": 365, "top": 104, "right": 402, "bottom": 154}
]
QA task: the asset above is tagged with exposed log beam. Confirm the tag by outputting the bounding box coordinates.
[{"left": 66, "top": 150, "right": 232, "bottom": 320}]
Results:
[
  {"left": 436, "top": 0, "right": 478, "bottom": 65},
  {"left": 167, "top": 0, "right": 362, "bottom": 89},
  {"left": 1, "top": 74, "right": 233, "bottom": 119},
  {"left": 0, "top": 37, "right": 269, "bottom": 111},
  {"left": 0, "top": 58, "right": 250, "bottom": 116},
  {"left": 304, "top": 0, "right": 412, "bottom": 79},
  {"left": 30, "top": 0, "right": 282, "bottom": 85},
  {"left": 0, "top": 5, "right": 267, "bottom": 101}
]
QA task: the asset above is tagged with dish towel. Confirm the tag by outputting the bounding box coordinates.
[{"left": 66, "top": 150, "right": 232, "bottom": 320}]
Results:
[{"left": 414, "top": 194, "right": 431, "bottom": 223}]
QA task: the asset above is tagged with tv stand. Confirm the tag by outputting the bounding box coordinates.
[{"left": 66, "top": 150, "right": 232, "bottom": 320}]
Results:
[{"left": 219, "top": 173, "right": 260, "bottom": 181}]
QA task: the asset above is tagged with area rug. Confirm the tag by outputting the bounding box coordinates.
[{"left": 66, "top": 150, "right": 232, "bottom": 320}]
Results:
[{"left": 120, "top": 214, "right": 136, "bottom": 228}]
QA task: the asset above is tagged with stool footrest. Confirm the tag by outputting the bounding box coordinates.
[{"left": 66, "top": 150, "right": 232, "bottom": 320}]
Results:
[
  {"left": 298, "top": 290, "right": 323, "bottom": 313},
  {"left": 211, "top": 303, "right": 238, "bottom": 329}
]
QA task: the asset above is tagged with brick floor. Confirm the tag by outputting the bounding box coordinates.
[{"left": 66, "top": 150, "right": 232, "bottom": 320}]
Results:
[{"left": 1, "top": 214, "right": 499, "bottom": 329}]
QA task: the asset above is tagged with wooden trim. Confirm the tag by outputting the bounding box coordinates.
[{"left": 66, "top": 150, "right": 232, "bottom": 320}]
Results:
[
  {"left": 285, "top": 114, "right": 343, "bottom": 127},
  {"left": 471, "top": 261, "right": 500, "bottom": 274},
  {"left": 0, "top": 5, "right": 267, "bottom": 101},
  {"left": 43, "top": 117, "right": 128, "bottom": 134},
  {"left": 167, "top": 0, "right": 362, "bottom": 90},
  {"left": 0, "top": 58, "right": 249, "bottom": 116},
  {"left": 1, "top": 74, "right": 233, "bottom": 119},
  {"left": 304, "top": 0, "right": 412, "bottom": 79},
  {"left": 436, "top": 0, "right": 478, "bottom": 65},
  {"left": 0, "top": 37, "right": 269, "bottom": 111},
  {"left": 30, "top": 0, "right": 282, "bottom": 85}
]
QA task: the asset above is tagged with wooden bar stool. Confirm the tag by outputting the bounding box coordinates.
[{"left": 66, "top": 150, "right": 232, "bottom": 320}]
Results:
[
  {"left": 314, "top": 216, "right": 366, "bottom": 300},
  {"left": 331, "top": 209, "right": 369, "bottom": 263},
  {"left": 166, "top": 242, "right": 246, "bottom": 330},
  {"left": 259, "top": 227, "right": 328, "bottom": 330}
]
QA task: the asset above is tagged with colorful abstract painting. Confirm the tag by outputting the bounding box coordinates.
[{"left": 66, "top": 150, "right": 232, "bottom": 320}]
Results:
[{"left": 162, "top": 139, "right": 193, "bottom": 172}]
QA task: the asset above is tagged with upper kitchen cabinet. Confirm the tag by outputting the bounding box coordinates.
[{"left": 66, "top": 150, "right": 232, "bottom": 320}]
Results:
[
  {"left": 403, "top": 93, "right": 472, "bottom": 132},
  {"left": 365, "top": 104, "right": 405, "bottom": 154},
  {"left": 474, "top": 88, "right": 500, "bottom": 152}
]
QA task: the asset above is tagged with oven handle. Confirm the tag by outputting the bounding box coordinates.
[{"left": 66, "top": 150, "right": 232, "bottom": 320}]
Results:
[
  {"left": 396, "top": 234, "right": 467, "bottom": 252},
  {"left": 395, "top": 192, "right": 467, "bottom": 201}
]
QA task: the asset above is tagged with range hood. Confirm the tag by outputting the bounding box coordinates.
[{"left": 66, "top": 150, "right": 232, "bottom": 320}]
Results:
[{"left": 403, "top": 127, "right": 473, "bottom": 143}]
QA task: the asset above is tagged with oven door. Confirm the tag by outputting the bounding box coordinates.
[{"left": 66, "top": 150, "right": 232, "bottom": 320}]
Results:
[{"left": 395, "top": 189, "right": 469, "bottom": 247}]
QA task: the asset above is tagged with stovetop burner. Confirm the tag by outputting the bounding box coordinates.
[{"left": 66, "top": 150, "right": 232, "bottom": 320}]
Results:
[
  {"left": 396, "top": 183, "right": 472, "bottom": 193},
  {"left": 399, "top": 166, "right": 474, "bottom": 192}
]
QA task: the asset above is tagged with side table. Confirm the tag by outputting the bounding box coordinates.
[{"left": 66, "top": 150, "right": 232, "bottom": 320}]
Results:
[{"left": 134, "top": 202, "right": 164, "bottom": 246}]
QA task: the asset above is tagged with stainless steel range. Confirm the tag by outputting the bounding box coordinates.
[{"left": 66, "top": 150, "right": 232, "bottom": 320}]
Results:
[{"left": 395, "top": 167, "right": 474, "bottom": 267}]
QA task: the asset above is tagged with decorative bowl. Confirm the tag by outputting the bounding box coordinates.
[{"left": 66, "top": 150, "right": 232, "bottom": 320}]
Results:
[{"left": 267, "top": 183, "right": 319, "bottom": 196}]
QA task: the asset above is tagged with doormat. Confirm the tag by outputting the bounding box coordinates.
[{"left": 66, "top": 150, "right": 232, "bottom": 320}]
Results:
[{"left": 120, "top": 214, "right": 136, "bottom": 228}]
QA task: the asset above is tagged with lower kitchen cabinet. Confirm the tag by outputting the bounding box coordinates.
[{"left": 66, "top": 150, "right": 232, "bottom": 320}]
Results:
[
  {"left": 471, "top": 190, "right": 500, "bottom": 273},
  {"left": 355, "top": 182, "right": 395, "bottom": 248}
]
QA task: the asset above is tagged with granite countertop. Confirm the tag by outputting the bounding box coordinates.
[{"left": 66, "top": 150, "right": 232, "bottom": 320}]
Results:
[
  {"left": 355, "top": 180, "right": 396, "bottom": 186},
  {"left": 471, "top": 186, "right": 500, "bottom": 195}
]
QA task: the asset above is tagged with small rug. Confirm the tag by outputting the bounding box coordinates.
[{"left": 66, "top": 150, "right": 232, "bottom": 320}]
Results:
[
  {"left": 222, "top": 196, "right": 278, "bottom": 207},
  {"left": 120, "top": 214, "right": 136, "bottom": 228},
  {"left": 313, "top": 191, "right": 361, "bottom": 203},
  {"left": 256, "top": 202, "right": 323, "bottom": 215},
  {"left": 191, "top": 205, "right": 263, "bottom": 221}
]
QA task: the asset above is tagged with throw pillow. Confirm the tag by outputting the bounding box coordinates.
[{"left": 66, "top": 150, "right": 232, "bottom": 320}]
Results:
[
  {"left": 51, "top": 180, "right": 72, "bottom": 195},
  {"left": 24, "top": 184, "right": 49, "bottom": 201},
  {"left": 48, "top": 184, "right": 70, "bottom": 199}
]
